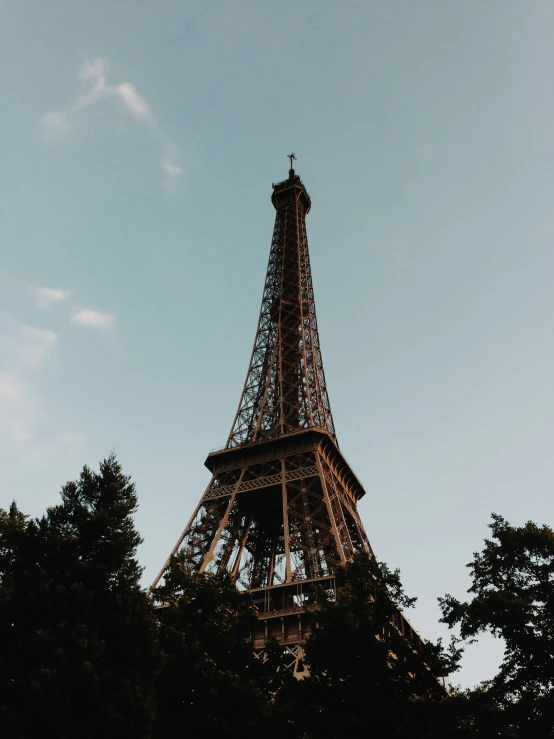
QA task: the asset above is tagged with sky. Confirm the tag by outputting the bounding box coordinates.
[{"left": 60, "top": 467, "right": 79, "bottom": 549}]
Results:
[{"left": 1, "top": 0, "right": 553, "bottom": 688}]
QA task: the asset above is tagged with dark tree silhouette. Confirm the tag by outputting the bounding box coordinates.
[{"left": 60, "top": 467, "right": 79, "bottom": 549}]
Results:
[
  {"left": 441, "top": 514, "right": 554, "bottom": 737},
  {"left": 298, "top": 553, "right": 463, "bottom": 738},
  {"left": 152, "top": 551, "right": 285, "bottom": 738},
  {"left": 0, "top": 456, "right": 157, "bottom": 739}
]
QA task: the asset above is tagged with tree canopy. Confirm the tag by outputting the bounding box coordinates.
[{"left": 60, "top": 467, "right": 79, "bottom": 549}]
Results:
[
  {"left": 297, "top": 553, "right": 461, "bottom": 738},
  {"left": 441, "top": 514, "right": 554, "bottom": 737},
  {"left": 2, "top": 460, "right": 553, "bottom": 738},
  {"left": 152, "top": 552, "right": 268, "bottom": 737},
  {"left": 0, "top": 456, "right": 157, "bottom": 739}
]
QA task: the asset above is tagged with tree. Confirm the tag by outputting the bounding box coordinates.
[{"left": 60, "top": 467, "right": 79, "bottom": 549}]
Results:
[
  {"left": 0, "top": 502, "right": 32, "bottom": 734},
  {"left": 0, "top": 455, "right": 157, "bottom": 739},
  {"left": 299, "top": 552, "right": 461, "bottom": 739},
  {"left": 440, "top": 514, "right": 554, "bottom": 737},
  {"left": 152, "top": 552, "right": 282, "bottom": 738}
]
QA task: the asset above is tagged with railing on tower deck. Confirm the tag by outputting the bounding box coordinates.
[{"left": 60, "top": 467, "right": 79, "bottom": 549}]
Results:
[
  {"left": 249, "top": 574, "right": 450, "bottom": 690},
  {"left": 272, "top": 174, "right": 311, "bottom": 195},
  {"left": 248, "top": 574, "right": 426, "bottom": 650}
]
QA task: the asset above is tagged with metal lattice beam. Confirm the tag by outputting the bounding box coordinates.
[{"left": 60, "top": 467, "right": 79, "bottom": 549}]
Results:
[{"left": 226, "top": 170, "right": 336, "bottom": 448}]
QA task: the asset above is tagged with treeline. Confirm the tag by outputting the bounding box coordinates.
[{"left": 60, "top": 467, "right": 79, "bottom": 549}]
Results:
[{"left": 1, "top": 455, "right": 553, "bottom": 738}]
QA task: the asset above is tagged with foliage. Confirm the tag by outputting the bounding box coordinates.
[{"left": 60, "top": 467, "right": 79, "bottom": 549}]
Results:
[
  {"left": 152, "top": 552, "right": 274, "bottom": 737},
  {"left": 3, "top": 454, "right": 553, "bottom": 739},
  {"left": 299, "top": 552, "right": 461, "bottom": 739},
  {"left": 0, "top": 455, "right": 157, "bottom": 739},
  {"left": 0, "top": 502, "right": 31, "bottom": 733},
  {"left": 440, "top": 514, "right": 554, "bottom": 737}
]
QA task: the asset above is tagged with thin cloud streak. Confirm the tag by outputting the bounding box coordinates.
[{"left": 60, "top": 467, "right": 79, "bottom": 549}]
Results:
[
  {"left": 32, "top": 286, "right": 71, "bottom": 310},
  {"left": 116, "top": 82, "right": 150, "bottom": 119},
  {"left": 72, "top": 309, "right": 115, "bottom": 329},
  {"left": 41, "top": 57, "right": 180, "bottom": 179},
  {"left": 20, "top": 325, "right": 58, "bottom": 366},
  {"left": 41, "top": 111, "right": 72, "bottom": 134},
  {"left": 163, "top": 160, "right": 183, "bottom": 177},
  {"left": 0, "top": 317, "right": 59, "bottom": 371},
  {"left": 0, "top": 317, "right": 59, "bottom": 441},
  {"left": 0, "top": 314, "right": 85, "bottom": 494},
  {"left": 42, "top": 58, "right": 153, "bottom": 126}
]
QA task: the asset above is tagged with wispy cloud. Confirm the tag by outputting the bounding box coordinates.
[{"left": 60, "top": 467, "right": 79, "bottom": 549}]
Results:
[
  {"left": 163, "top": 160, "right": 183, "bottom": 177},
  {"left": 41, "top": 57, "right": 181, "bottom": 179},
  {"left": 72, "top": 308, "right": 115, "bottom": 330},
  {"left": 0, "top": 313, "right": 85, "bottom": 496},
  {"left": 72, "top": 58, "right": 152, "bottom": 121},
  {"left": 0, "top": 317, "right": 62, "bottom": 440},
  {"left": 0, "top": 371, "right": 41, "bottom": 442},
  {"left": 31, "top": 285, "right": 115, "bottom": 331},
  {"left": 0, "top": 318, "right": 59, "bottom": 371},
  {"left": 116, "top": 82, "right": 150, "bottom": 119},
  {"left": 20, "top": 325, "right": 58, "bottom": 365},
  {"left": 41, "top": 111, "right": 72, "bottom": 134},
  {"left": 42, "top": 57, "right": 153, "bottom": 126},
  {"left": 32, "top": 286, "right": 71, "bottom": 311}
]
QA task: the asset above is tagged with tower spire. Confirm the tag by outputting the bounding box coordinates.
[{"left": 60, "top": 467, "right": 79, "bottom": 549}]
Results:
[{"left": 226, "top": 163, "right": 335, "bottom": 448}]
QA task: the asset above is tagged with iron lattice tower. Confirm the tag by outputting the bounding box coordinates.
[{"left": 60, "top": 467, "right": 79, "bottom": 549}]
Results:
[{"left": 151, "top": 159, "right": 421, "bottom": 674}]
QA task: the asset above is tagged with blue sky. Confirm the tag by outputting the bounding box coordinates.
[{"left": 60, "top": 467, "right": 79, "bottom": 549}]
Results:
[{"left": 1, "top": 0, "right": 553, "bottom": 688}]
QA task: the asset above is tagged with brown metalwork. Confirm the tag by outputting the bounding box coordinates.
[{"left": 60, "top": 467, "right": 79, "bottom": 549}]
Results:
[
  {"left": 226, "top": 166, "right": 335, "bottom": 448},
  {"left": 151, "top": 160, "right": 423, "bottom": 677}
]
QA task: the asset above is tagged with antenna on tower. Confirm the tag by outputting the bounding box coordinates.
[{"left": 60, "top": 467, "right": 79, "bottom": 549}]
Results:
[{"left": 288, "top": 152, "right": 296, "bottom": 176}]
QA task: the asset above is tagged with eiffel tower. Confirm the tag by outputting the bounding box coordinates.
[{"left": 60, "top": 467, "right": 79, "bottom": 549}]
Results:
[{"left": 151, "top": 156, "right": 422, "bottom": 674}]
